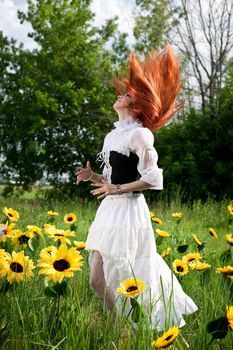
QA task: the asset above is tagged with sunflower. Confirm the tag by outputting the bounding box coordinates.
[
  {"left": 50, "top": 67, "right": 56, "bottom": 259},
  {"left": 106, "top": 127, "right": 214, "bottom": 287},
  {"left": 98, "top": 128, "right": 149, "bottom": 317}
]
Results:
[
  {"left": 156, "top": 229, "right": 169, "bottom": 237},
  {"left": 227, "top": 205, "right": 233, "bottom": 215},
  {"left": 149, "top": 211, "right": 155, "bottom": 218},
  {"left": 182, "top": 252, "right": 202, "bottom": 265},
  {"left": 226, "top": 306, "right": 233, "bottom": 330},
  {"left": 26, "top": 225, "right": 42, "bottom": 237},
  {"left": 172, "top": 259, "right": 189, "bottom": 276},
  {"left": 73, "top": 241, "right": 86, "bottom": 250},
  {"left": 47, "top": 211, "right": 59, "bottom": 216},
  {"left": 0, "top": 249, "right": 6, "bottom": 258},
  {"left": 192, "top": 234, "right": 202, "bottom": 246},
  {"left": 38, "top": 244, "right": 83, "bottom": 283},
  {"left": 11, "top": 229, "right": 33, "bottom": 249},
  {"left": 172, "top": 212, "right": 182, "bottom": 219},
  {"left": 0, "top": 250, "right": 35, "bottom": 284},
  {"left": 117, "top": 278, "right": 147, "bottom": 298},
  {"left": 3, "top": 207, "right": 19, "bottom": 222},
  {"left": 64, "top": 213, "right": 77, "bottom": 224},
  {"left": 0, "top": 249, "right": 8, "bottom": 273},
  {"left": 161, "top": 247, "right": 171, "bottom": 258},
  {"left": 0, "top": 222, "right": 15, "bottom": 242},
  {"left": 44, "top": 223, "right": 55, "bottom": 230},
  {"left": 225, "top": 234, "right": 233, "bottom": 246},
  {"left": 39, "top": 246, "right": 57, "bottom": 258},
  {"left": 189, "top": 261, "right": 211, "bottom": 270},
  {"left": 151, "top": 217, "right": 163, "bottom": 225},
  {"left": 152, "top": 326, "right": 181, "bottom": 348},
  {"left": 216, "top": 266, "right": 233, "bottom": 279},
  {"left": 209, "top": 227, "right": 218, "bottom": 239}
]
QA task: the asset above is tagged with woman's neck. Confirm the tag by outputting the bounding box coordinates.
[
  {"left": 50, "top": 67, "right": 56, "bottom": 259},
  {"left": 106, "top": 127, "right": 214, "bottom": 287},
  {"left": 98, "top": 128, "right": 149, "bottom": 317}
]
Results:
[{"left": 116, "top": 108, "right": 132, "bottom": 122}]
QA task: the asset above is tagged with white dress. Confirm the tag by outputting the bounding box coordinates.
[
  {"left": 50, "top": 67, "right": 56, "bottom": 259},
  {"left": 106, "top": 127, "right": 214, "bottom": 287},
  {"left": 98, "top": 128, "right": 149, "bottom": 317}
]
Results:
[{"left": 85, "top": 117, "right": 198, "bottom": 330}]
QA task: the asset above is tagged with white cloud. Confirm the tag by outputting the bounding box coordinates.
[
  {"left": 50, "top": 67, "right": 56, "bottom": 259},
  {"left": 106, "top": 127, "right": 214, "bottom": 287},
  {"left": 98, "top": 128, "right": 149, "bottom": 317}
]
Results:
[
  {"left": 0, "top": 0, "right": 135, "bottom": 50},
  {"left": 91, "top": 0, "right": 135, "bottom": 46},
  {"left": 0, "top": 0, "right": 37, "bottom": 50}
]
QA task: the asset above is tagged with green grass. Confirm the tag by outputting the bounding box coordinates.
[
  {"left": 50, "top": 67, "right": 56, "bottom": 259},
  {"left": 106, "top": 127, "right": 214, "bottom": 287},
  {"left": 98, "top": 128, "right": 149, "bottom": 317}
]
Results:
[{"left": 0, "top": 194, "right": 232, "bottom": 349}]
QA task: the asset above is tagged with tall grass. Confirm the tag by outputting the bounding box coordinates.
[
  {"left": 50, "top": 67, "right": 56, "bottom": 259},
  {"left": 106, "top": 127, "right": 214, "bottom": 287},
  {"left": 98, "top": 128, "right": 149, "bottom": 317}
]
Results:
[{"left": 0, "top": 194, "right": 232, "bottom": 349}]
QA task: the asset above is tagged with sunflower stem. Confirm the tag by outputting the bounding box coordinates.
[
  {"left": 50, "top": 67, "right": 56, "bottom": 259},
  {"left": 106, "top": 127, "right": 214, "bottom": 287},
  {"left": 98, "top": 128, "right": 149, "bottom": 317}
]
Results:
[
  {"left": 55, "top": 295, "right": 61, "bottom": 325},
  {"left": 125, "top": 305, "right": 134, "bottom": 320},
  {"left": 121, "top": 297, "right": 128, "bottom": 318}
]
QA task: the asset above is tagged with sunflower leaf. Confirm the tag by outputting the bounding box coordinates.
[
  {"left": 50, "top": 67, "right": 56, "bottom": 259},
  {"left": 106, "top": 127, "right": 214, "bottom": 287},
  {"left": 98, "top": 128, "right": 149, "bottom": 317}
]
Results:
[
  {"left": 44, "top": 281, "right": 68, "bottom": 297},
  {"left": 177, "top": 244, "right": 189, "bottom": 253},
  {"left": 0, "top": 280, "right": 11, "bottom": 294},
  {"left": 156, "top": 237, "right": 163, "bottom": 246},
  {"left": 207, "top": 317, "right": 228, "bottom": 339},
  {"left": 70, "top": 223, "right": 76, "bottom": 231},
  {"left": 197, "top": 243, "right": 205, "bottom": 251},
  {"left": 130, "top": 298, "right": 145, "bottom": 323},
  {"left": 28, "top": 240, "right": 34, "bottom": 252}
]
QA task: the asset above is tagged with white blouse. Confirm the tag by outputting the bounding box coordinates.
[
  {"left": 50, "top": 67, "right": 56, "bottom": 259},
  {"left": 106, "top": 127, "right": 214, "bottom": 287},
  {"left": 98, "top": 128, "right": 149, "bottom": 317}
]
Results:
[{"left": 97, "top": 117, "right": 163, "bottom": 190}]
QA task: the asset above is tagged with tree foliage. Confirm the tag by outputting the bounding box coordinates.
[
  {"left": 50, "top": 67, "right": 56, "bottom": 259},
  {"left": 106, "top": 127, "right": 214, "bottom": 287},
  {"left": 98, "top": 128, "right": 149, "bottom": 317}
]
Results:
[
  {"left": 0, "top": 0, "right": 129, "bottom": 191},
  {"left": 155, "top": 60, "right": 233, "bottom": 201},
  {"left": 133, "top": 0, "right": 174, "bottom": 53},
  {"left": 0, "top": 0, "right": 232, "bottom": 201}
]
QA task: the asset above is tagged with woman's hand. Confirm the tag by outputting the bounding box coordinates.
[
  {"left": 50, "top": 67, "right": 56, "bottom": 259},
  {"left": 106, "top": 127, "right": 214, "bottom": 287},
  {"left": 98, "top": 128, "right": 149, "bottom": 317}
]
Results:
[
  {"left": 90, "top": 180, "right": 117, "bottom": 199},
  {"left": 75, "top": 161, "right": 92, "bottom": 185}
]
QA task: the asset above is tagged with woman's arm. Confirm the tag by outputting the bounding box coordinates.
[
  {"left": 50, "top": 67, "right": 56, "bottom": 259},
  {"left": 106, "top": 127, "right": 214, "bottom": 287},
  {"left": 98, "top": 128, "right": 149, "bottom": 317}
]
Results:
[
  {"left": 76, "top": 161, "right": 104, "bottom": 184},
  {"left": 90, "top": 179, "right": 153, "bottom": 199},
  {"left": 91, "top": 128, "right": 163, "bottom": 199}
]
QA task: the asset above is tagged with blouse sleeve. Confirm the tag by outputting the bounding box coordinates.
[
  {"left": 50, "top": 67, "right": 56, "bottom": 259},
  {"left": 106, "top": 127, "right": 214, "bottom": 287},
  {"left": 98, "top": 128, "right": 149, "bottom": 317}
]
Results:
[{"left": 129, "top": 128, "right": 163, "bottom": 190}]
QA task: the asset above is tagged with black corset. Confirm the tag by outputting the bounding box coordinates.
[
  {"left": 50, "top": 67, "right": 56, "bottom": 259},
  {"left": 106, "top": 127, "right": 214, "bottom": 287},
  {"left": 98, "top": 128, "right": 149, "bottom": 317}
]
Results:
[{"left": 109, "top": 151, "right": 140, "bottom": 184}]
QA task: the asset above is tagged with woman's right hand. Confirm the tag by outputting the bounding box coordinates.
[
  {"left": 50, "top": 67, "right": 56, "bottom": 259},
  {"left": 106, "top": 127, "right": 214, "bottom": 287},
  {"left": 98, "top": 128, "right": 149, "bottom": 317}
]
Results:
[{"left": 75, "top": 161, "right": 92, "bottom": 185}]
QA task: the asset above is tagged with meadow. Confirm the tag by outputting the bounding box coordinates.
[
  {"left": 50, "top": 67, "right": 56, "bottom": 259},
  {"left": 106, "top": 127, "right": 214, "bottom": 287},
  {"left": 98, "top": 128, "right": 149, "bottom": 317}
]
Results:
[{"left": 0, "top": 190, "right": 232, "bottom": 350}]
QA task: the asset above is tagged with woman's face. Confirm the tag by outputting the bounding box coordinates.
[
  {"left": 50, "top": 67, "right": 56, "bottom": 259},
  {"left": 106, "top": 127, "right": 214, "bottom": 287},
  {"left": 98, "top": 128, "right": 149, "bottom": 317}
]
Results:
[{"left": 113, "top": 92, "right": 134, "bottom": 111}]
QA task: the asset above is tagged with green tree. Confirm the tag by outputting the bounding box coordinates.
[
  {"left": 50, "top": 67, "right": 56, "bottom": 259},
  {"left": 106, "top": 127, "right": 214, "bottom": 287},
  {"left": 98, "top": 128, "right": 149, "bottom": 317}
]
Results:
[
  {"left": 155, "top": 63, "right": 233, "bottom": 201},
  {"left": 0, "top": 0, "right": 129, "bottom": 194},
  {"left": 133, "top": 0, "right": 176, "bottom": 53}
]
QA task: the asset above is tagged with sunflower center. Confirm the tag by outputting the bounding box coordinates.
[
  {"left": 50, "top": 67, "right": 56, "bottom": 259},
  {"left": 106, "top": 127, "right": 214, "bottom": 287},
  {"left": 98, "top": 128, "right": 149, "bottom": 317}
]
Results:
[
  {"left": 188, "top": 258, "right": 195, "bottom": 262},
  {"left": 8, "top": 213, "right": 13, "bottom": 217},
  {"left": 19, "top": 235, "right": 30, "bottom": 244},
  {"left": 10, "top": 262, "right": 23, "bottom": 273},
  {"left": 165, "top": 335, "right": 173, "bottom": 341},
  {"left": 54, "top": 234, "right": 64, "bottom": 237},
  {"left": 177, "top": 266, "right": 184, "bottom": 272},
  {"left": 126, "top": 286, "right": 138, "bottom": 293},
  {"left": 67, "top": 217, "right": 73, "bottom": 221},
  {"left": 53, "top": 259, "right": 70, "bottom": 271}
]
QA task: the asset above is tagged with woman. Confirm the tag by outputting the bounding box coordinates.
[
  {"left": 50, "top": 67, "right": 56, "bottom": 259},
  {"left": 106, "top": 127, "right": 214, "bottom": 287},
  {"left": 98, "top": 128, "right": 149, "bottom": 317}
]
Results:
[{"left": 76, "top": 44, "right": 198, "bottom": 330}]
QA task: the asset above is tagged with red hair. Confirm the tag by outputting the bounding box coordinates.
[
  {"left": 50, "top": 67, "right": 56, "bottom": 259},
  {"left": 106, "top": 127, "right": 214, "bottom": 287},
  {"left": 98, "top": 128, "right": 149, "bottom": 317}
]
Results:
[{"left": 114, "top": 44, "right": 184, "bottom": 131}]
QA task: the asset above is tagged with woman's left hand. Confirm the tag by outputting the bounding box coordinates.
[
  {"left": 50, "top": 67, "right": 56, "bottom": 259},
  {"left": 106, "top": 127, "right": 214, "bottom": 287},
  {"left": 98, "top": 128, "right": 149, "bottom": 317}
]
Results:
[{"left": 90, "top": 180, "right": 117, "bottom": 199}]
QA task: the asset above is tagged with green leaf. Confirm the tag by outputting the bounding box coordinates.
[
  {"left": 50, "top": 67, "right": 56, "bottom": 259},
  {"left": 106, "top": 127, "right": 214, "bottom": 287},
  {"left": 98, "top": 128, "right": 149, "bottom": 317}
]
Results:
[
  {"left": 177, "top": 244, "right": 189, "bottom": 253},
  {"left": 44, "top": 281, "right": 68, "bottom": 297},
  {"left": 28, "top": 240, "right": 34, "bottom": 252},
  {"left": 156, "top": 236, "right": 163, "bottom": 246},
  {"left": 0, "top": 280, "right": 11, "bottom": 294},
  {"left": 207, "top": 317, "right": 228, "bottom": 339},
  {"left": 130, "top": 298, "right": 145, "bottom": 323}
]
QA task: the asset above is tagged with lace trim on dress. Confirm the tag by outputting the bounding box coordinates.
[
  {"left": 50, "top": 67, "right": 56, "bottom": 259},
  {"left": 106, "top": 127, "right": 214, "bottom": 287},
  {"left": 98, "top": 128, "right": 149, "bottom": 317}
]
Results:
[
  {"left": 113, "top": 116, "right": 142, "bottom": 132},
  {"left": 96, "top": 117, "right": 143, "bottom": 169}
]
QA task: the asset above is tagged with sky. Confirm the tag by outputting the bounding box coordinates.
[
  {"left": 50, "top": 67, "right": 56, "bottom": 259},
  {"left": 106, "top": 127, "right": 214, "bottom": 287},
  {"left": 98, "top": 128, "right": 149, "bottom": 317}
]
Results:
[{"left": 0, "top": 0, "right": 136, "bottom": 50}]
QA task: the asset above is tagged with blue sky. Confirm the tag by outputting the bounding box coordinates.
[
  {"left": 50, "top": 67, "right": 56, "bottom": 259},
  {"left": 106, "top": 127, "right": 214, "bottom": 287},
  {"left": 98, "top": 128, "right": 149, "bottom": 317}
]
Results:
[{"left": 0, "top": 0, "right": 136, "bottom": 50}]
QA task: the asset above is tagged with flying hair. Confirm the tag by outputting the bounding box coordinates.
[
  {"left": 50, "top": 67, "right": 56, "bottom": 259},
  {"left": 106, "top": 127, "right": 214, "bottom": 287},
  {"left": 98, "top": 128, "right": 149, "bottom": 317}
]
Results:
[{"left": 114, "top": 44, "right": 184, "bottom": 131}]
